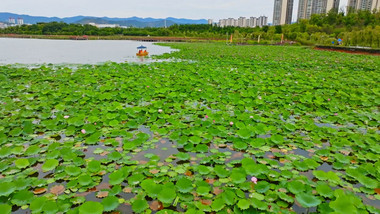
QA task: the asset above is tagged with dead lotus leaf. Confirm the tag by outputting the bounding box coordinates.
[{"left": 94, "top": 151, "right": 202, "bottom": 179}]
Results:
[
  {"left": 213, "top": 187, "right": 223, "bottom": 195},
  {"left": 205, "top": 178, "right": 216, "bottom": 184},
  {"left": 149, "top": 169, "right": 160, "bottom": 174},
  {"left": 96, "top": 191, "right": 109, "bottom": 198},
  {"left": 149, "top": 201, "right": 163, "bottom": 211},
  {"left": 375, "top": 188, "right": 380, "bottom": 195},
  {"left": 33, "top": 188, "right": 47, "bottom": 195},
  {"left": 50, "top": 185, "right": 65, "bottom": 195},
  {"left": 320, "top": 156, "right": 329, "bottom": 161},
  {"left": 100, "top": 151, "right": 109, "bottom": 156},
  {"left": 123, "top": 187, "right": 133, "bottom": 193},
  {"left": 201, "top": 199, "right": 212, "bottom": 206}
]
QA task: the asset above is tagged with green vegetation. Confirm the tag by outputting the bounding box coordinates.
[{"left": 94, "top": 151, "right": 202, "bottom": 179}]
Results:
[
  {"left": 0, "top": 43, "right": 379, "bottom": 213},
  {"left": 1, "top": 10, "right": 380, "bottom": 47}
]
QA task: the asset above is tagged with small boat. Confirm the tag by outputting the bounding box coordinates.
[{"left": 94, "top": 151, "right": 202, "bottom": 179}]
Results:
[{"left": 136, "top": 45, "right": 149, "bottom": 56}]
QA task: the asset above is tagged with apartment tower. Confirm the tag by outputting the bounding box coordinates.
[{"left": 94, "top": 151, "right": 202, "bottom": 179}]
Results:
[
  {"left": 273, "top": 0, "right": 294, "bottom": 25},
  {"left": 298, "top": 0, "right": 340, "bottom": 20},
  {"left": 348, "top": 0, "right": 380, "bottom": 11}
]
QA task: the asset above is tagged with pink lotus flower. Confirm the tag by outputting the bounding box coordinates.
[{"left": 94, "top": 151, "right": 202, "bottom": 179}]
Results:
[
  {"left": 94, "top": 123, "right": 97, "bottom": 125},
  {"left": 213, "top": 120, "right": 215, "bottom": 123},
  {"left": 334, "top": 113, "right": 338, "bottom": 116},
  {"left": 229, "top": 122, "right": 234, "bottom": 126},
  {"left": 328, "top": 98, "right": 331, "bottom": 101},
  {"left": 158, "top": 109, "right": 163, "bottom": 113},
  {"left": 258, "top": 96, "right": 262, "bottom": 100},
  {"left": 205, "top": 115, "right": 209, "bottom": 119},
  {"left": 251, "top": 177, "right": 258, "bottom": 184},
  {"left": 146, "top": 86, "right": 150, "bottom": 88},
  {"left": 64, "top": 115, "right": 70, "bottom": 119},
  {"left": 250, "top": 116, "right": 254, "bottom": 119},
  {"left": 81, "top": 129, "right": 86, "bottom": 134}
]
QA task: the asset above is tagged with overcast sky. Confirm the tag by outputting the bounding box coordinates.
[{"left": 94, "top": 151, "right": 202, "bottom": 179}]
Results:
[{"left": 2, "top": 0, "right": 348, "bottom": 22}]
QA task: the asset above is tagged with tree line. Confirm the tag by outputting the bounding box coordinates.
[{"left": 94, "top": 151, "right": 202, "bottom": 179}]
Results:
[{"left": 1, "top": 10, "right": 379, "bottom": 47}]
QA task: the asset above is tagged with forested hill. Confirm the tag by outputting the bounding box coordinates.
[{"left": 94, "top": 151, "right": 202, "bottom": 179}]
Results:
[{"left": 0, "top": 12, "right": 207, "bottom": 27}]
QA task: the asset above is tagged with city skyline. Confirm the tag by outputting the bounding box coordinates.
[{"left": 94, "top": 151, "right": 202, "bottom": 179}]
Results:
[{"left": 2, "top": 0, "right": 350, "bottom": 23}]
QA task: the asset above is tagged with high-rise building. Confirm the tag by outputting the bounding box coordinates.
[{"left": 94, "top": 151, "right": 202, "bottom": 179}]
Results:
[
  {"left": 273, "top": 0, "right": 294, "bottom": 25},
  {"left": 208, "top": 19, "right": 213, "bottom": 25},
  {"left": 348, "top": 0, "right": 380, "bottom": 11},
  {"left": 17, "top": 18, "right": 24, "bottom": 25},
  {"left": 8, "top": 17, "right": 15, "bottom": 24},
  {"left": 298, "top": 0, "right": 340, "bottom": 20}
]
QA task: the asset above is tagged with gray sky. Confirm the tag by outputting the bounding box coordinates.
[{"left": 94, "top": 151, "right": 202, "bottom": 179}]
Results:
[{"left": 2, "top": 0, "right": 348, "bottom": 22}]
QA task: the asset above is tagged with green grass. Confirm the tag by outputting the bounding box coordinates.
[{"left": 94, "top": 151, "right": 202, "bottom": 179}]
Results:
[{"left": 0, "top": 43, "right": 379, "bottom": 214}]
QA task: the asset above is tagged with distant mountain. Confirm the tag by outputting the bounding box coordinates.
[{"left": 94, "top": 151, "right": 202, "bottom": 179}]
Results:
[{"left": 0, "top": 12, "right": 207, "bottom": 27}]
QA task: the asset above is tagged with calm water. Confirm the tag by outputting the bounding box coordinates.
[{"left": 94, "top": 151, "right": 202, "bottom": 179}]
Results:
[{"left": 0, "top": 38, "right": 174, "bottom": 64}]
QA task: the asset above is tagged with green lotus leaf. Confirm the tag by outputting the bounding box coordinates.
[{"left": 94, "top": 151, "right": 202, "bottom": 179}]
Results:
[
  {"left": 79, "top": 201, "right": 104, "bottom": 214},
  {"left": 189, "top": 136, "right": 202, "bottom": 144},
  {"left": 230, "top": 168, "right": 246, "bottom": 184},
  {"left": 176, "top": 177, "right": 193, "bottom": 193},
  {"left": 214, "top": 165, "right": 230, "bottom": 178},
  {"left": 287, "top": 180, "right": 305, "bottom": 194},
  {"left": 30, "top": 197, "right": 48, "bottom": 212},
  {"left": 356, "top": 175, "right": 378, "bottom": 189},
  {"left": 237, "top": 129, "right": 252, "bottom": 139},
  {"left": 0, "top": 147, "right": 12, "bottom": 158},
  {"left": 251, "top": 198, "right": 267, "bottom": 210},
  {"left": 82, "top": 124, "right": 96, "bottom": 134},
  {"left": 101, "top": 196, "right": 119, "bottom": 212},
  {"left": 176, "top": 152, "right": 191, "bottom": 161},
  {"left": 196, "top": 184, "right": 211, "bottom": 196},
  {"left": 109, "top": 170, "right": 125, "bottom": 185},
  {"left": 329, "top": 189, "right": 362, "bottom": 214},
  {"left": 65, "top": 166, "right": 81, "bottom": 176},
  {"left": 233, "top": 141, "right": 248, "bottom": 150},
  {"left": 42, "top": 159, "right": 59, "bottom": 172},
  {"left": 254, "top": 181, "right": 271, "bottom": 193},
  {"left": 195, "top": 144, "right": 208, "bottom": 153},
  {"left": 25, "top": 145, "right": 41, "bottom": 155},
  {"left": 11, "top": 190, "right": 34, "bottom": 206},
  {"left": 15, "top": 158, "right": 30, "bottom": 169},
  {"left": 313, "top": 170, "right": 328, "bottom": 181},
  {"left": 42, "top": 201, "right": 59, "bottom": 214},
  {"left": 158, "top": 183, "right": 176, "bottom": 204},
  {"left": 0, "top": 182, "right": 16, "bottom": 196},
  {"left": 316, "top": 183, "right": 333, "bottom": 198},
  {"left": 222, "top": 190, "right": 237, "bottom": 205},
  {"left": 241, "top": 158, "right": 256, "bottom": 175},
  {"left": 0, "top": 204, "right": 11, "bottom": 214},
  {"left": 108, "top": 151, "right": 122, "bottom": 161},
  {"left": 237, "top": 199, "right": 251, "bottom": 210},
  {"left": 128, "top": 174, "right": 145, "bottom": 185},
  {"left": 197, "top": 165, "right": 210, "bottom": 175},
  {"left": 132, "top": 198, "right": 149, "bottom": 213},
  {"left": 271, "top": 135, "right": 284, "bottom": 145},
  {"left": 211, "top": 197, "right": 225, "bottom": 211},
  {"left": 87, "top": 160, "right": 101, "bottom": 173},
  {"left": 78, "top": 174, "right": 92, "bottom": 186},
  {"left": 295, "top": 193, "right": 321, "bottom": 208},
  {"left": 141, "top": 179, "right": 161, "bottom": 198}
]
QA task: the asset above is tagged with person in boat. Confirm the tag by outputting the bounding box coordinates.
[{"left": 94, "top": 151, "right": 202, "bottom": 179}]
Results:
[
  {"left": 143, "top": 50, "right": 147, "bottom": 53},
  {"left": 139, "top": 49, "right": 142, "bottom": 54}
]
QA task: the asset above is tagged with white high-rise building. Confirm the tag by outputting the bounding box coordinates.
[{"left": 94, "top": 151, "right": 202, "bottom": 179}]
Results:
[
  {"left": 348, "top": 0, "right": 380, "bottom": 11},
  {"left": 8, "top": 17, "right": 15, "bottom": 24},
  {"left": 298, "top": 0, "right": 340, "bottom": 20},
  {"left": 273, "top": 0, "right": 294, "bottom": 25},
  {"left": 208, "top": 19, "right": 213, "bottom": 25},
  {"left": 17, "top": 18, "right": 24, "bottom": 25}
]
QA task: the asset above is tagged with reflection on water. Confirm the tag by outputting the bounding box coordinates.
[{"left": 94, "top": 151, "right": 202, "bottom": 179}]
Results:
[{"left": 0, "top": 38, "right": 175, "bottom": 64}]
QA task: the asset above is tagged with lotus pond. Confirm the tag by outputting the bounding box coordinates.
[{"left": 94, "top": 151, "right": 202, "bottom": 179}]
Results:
[{"left": 0, "top": 43, "right": 379, "bottom": 214}]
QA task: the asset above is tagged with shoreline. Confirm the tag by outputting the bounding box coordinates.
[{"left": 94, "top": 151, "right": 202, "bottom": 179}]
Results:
[{"left": 0, "top": 34, "right": 222, "bottom": 42}]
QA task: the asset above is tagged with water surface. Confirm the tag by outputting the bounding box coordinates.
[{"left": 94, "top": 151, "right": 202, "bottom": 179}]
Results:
[{"left": 0, "top": 38, "right": 173, "bottom": 64}]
